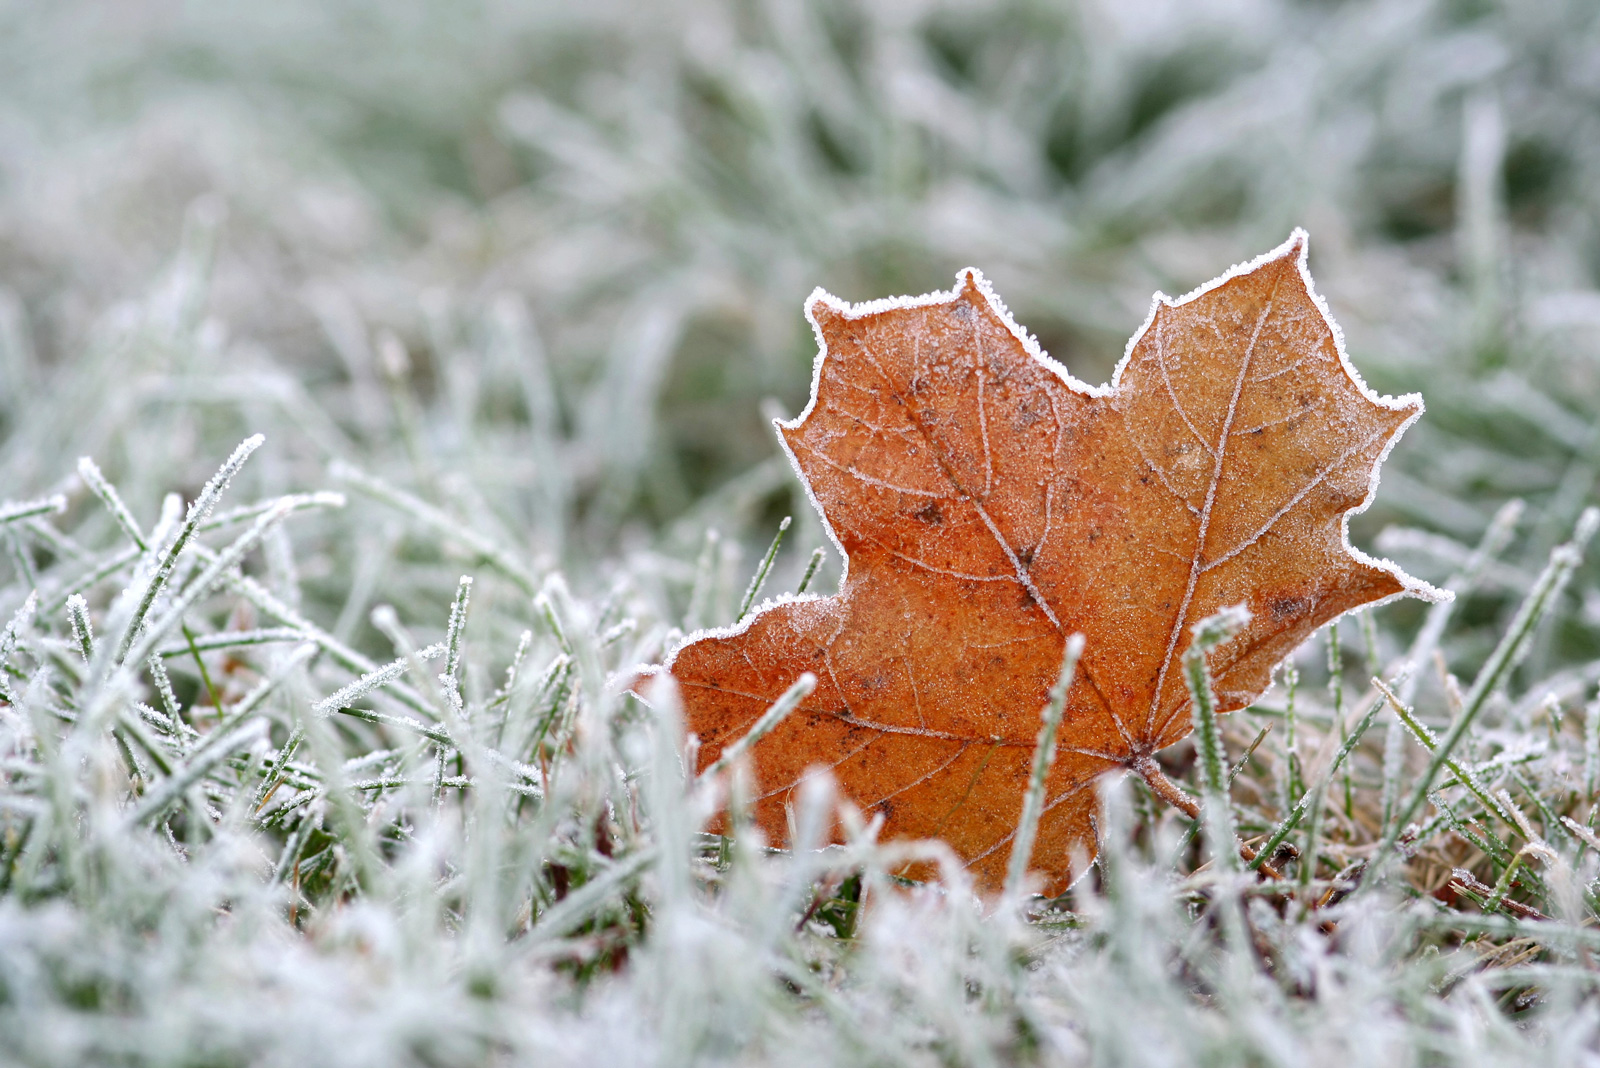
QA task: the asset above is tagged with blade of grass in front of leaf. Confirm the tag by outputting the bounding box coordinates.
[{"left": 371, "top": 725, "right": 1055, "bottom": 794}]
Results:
[
  {"left": 1005, "top": 633, "right": 1084, "bottom": 901},
  {"left": 737, "top": 516, "right": 789, "bottom": 621},
  {"left": 1186, "top": 607, "right": 1250, "bottom": 874},
  {"left": 700, "top": 672, "right": 816, "bottom": 780}
]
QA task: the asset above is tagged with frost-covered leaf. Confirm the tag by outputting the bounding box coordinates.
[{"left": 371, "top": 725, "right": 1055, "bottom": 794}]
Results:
[{"left": 660, "top": 232, "right": 1438, "bottom": 894}]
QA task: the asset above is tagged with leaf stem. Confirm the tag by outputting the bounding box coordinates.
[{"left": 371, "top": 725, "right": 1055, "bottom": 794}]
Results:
[{"left": 1136, "top": 755, "right": 1281, "bottom": 878}]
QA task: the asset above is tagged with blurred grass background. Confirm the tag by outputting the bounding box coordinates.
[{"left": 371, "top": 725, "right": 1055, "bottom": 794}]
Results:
[
  {"left": 5, "top": 0, "right": 1598, "bottom": 553},
  {"left": 5, "top": 1, "right": 1600, "bottom": 1063}
]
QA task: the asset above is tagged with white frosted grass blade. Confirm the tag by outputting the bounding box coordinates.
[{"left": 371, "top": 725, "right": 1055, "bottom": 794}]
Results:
[
  {"left": 1250, "top": 691, "right": 1385, "bottom": 872},
  {"left": 3, "top": 528, "right": 35, "bottom": 590},
  {"left": 331, "top": 462, "right": 538, "bottom": 595},
  {"left": 534, "top": 582, "right": 572, "bottom": 656},
  {"left": 286, "top": 669, "right": 386, "bottom": 887},
  {"left": 64, "top": 595, "right": 94, "bottom": 664},
  {"left": 145, "top": 654, "right": 184, "bottom": 724},
  {"left": 22, "top": 517, "right": 86, "bottom": 565},
  {"left": 332, "top": 706, "right": 451, "bottom": 747},
  {"left": 132, "top": 700, "right": 182, "bottom": 741},
  {"left": 779, "top": 771, "right": 839, "bottom": 916},
  {"left": 1005, "top": 633, "right": 1084, "bottom": 902},
  {"left": 147, "top": 493, "right": 184, "bottom": 554},
  {"left": 1185, "top": 606, "right": 1251, "bottom": 876},
  {"left": 152, "top": 627, "right": 310, "bottom": 659},
  {"left": 113, "top": 434, "right": 265, "bottom": 662},
  {"left": 683, "top": 528, "right": 719, "bottom": 632},
  {"left": 736, "top": 515, "right": 789, "bottom": 622},
  {"left": 698, "top": 672, "right": 815, "bottom": 779},
  {"left": 0, "top": 495, "right": 66, "bottom": 527},
  {"left": 489, "top": 628, "right": 533, "bottom": 711},
  {"left": 209, "top": 563, "right": 382, "bottom": 672},
  {"left": 379, "top": 588, "right": 499, "bottom": 806},
  {"left": 442, "top": 575, "right": 473, "bottom": 706},
  {"left": 1379, "top": 498, "right": 1525, "bottom": 830},
  {"left": 1376, "top": 679, "right": 1515, "bottom": 829},
  {"left": 112, "top": 707, "right": 176, "bottom": 778},
  {"left": 198, "top": 492, "right": 345, "bottom": 535},
  {"left": 1395, "top": 498, "right": 1525, "bottom": 706},
  {"left": 536, "top": 574, "right": 611, "bottom": 768},
  {"left": 644, "top": 672, "right": 691, "bottom": 908},
  {"left": 314, "top": 643, "right": 447, "bottom": 718},
  {"left": 488, "top": 293, "right": 558, "bottom": 437},
  {"left": 794, "top": 546, "right": 825, "bottom": 595},
  {"left": 479, "top": 746, "right": 543, "bottom": 791},
  {"left": 117, "top": 495, "right": 295, "bottom": 673},
  {"left": 370, "top": 605, "right": 454, "bottom": 726},
  {"left": 77, "top": 457, "right": 148, "bottom": 550}
]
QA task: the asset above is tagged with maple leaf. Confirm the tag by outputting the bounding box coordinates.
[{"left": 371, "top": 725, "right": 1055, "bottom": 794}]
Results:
[{"left": 656, "top": 231, "right": 1439, "bottom": 895}]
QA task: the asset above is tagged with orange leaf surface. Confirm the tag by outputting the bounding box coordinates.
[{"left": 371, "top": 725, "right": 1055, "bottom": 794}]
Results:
[{"left": 656, "top": 231, "right": 1438, "bottom": 894}]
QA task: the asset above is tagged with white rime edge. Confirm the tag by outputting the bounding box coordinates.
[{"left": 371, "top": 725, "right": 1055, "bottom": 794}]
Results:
[{"left": 626, "top": 228, "right": 1447, "bottom": 697}]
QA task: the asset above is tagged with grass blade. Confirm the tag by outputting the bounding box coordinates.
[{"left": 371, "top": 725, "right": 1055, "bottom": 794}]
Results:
[{"left": 1005, "top": 633, "right": 1084, "bottom": 900}]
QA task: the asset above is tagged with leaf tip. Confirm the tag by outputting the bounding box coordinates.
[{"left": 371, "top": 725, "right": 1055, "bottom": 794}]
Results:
[
  {"left": 805, "top": 289, "right": 848, "bottom": 339},
  {"left": 1283, "top": 226, "right": 1309, "bottom": 263},
  {"left": 957, "top": 267, "right": 986, "bottom": 301}
]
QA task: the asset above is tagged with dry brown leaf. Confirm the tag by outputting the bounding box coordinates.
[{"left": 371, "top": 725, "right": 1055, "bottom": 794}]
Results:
[{"left": 654, "top": 231, "right": 1438, "bottom": 895}]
